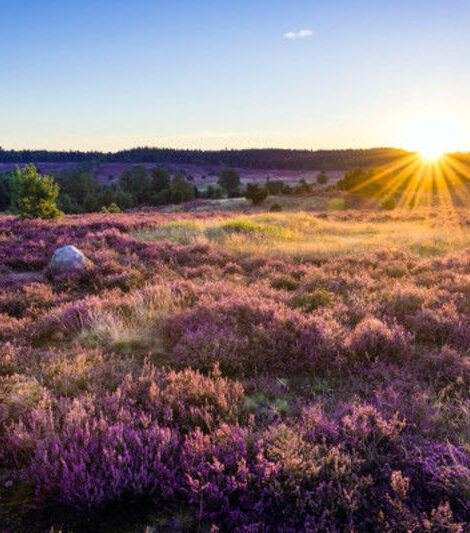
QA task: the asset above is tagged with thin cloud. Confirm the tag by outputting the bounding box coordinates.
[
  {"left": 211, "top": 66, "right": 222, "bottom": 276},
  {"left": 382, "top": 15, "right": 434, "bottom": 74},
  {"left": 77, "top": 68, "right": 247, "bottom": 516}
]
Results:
[{"left": 283, "top": 29, "right": 313, "bottom": 40}]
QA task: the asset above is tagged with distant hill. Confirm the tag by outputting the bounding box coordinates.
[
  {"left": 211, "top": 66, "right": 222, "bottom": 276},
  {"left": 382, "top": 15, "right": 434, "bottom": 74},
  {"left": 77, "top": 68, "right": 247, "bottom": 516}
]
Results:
[{"left": 0, "top": 147, "right": 410, "bottom": 171}]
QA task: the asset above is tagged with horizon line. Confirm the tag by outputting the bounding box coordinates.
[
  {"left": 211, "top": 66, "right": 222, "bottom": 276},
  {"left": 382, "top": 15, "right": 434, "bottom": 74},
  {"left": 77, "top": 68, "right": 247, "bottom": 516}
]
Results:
[{"left": 0, "top": 145, "right": 414, "bottom": 154}]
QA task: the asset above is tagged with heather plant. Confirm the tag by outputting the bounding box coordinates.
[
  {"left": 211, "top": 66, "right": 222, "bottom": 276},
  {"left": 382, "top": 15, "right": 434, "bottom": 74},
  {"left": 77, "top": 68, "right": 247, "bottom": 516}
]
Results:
[
  {"left": 2, "top": 210, "right": 470, "bottom": 531},
  {"left": 346, "top": 317, "right": 412, "bottom": 362},
  {"left": 380, "top": 284, "right": 432, "bottom": 321},
  {"left": 165, "top": 289, "right": 343, "bottom": 375},
  {"left": 0, "top": 342, "right": 24, "bottom": 376}
]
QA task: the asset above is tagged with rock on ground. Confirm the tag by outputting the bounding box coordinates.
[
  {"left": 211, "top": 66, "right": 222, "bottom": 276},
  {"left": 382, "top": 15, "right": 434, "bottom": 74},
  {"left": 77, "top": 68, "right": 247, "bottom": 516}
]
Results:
[{"left": 48, "top": 245, "right": 90, "bottom": 275}]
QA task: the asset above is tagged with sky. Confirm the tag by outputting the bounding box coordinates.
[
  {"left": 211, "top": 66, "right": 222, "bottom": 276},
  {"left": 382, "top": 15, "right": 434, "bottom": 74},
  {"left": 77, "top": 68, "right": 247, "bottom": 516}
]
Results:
[{"left": 1, "top": 0, "right": 470, "bottom": 152}]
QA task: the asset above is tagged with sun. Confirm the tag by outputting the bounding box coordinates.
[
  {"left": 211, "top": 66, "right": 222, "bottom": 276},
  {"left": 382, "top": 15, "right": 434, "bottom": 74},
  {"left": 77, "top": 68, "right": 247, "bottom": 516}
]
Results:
[
  {"left": 412, "top": 134, "right": 450, "bottom": 162},
  {"left": 399, "top": 113, "right": 465, "bottom": 163},
  {"left": 419, "top": 146, "right": 444, "bottom": 162}
]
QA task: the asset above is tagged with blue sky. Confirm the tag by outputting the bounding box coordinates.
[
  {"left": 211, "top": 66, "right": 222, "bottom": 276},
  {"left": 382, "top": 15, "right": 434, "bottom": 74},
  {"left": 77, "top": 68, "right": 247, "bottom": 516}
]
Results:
[{"left": 1, "top": 0, "right": 469, "bottom": 151}]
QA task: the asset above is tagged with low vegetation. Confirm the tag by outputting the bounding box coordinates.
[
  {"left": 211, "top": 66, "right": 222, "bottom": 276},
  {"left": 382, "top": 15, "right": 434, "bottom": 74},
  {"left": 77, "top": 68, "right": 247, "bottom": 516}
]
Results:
[
  {"left": 137, "top": 210, "right": 470, "bottom": 258},
  {"left": 1, "top": 208, "right": 470, "bottom": 531}
]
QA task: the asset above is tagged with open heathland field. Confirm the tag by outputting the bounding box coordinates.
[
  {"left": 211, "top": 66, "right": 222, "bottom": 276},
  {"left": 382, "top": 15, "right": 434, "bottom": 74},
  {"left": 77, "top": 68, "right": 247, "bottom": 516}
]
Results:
[{"left": 2, "top": 208, "right": 470, "bottom": 531}]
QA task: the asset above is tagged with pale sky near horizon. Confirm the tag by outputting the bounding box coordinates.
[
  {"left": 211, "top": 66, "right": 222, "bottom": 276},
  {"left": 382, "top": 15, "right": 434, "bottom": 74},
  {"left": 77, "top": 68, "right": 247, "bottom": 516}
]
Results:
[{"left": 1, "top": 0, "right": 469, "bottom": 152}]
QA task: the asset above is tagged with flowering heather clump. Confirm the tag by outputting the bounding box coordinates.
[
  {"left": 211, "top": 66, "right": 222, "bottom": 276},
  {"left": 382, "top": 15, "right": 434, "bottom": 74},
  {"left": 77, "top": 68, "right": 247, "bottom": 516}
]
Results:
[
  {"left": 2, "top": 210, "right": 470, "bottom": 531},
  {"left": 165, "top": 286, "right": 343, "bottom": 375},
  {"left": 346, "top": 317, "right": 412, "bottom": 362}
]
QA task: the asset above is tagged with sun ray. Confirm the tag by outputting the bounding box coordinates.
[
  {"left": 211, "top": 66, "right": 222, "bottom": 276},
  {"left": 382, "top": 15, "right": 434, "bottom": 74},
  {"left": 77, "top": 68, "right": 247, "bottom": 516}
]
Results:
[
  {"left": 378, "top": 157, "right": 422, "bottom": 203},
  {"left": 395, "top": 160, "right": 428, "bottom": 209},
  {"left": 440, "top": 157, "right": 470, "bottom": 207},
  {"left": 360, "top": 157, "right": 422, "bottom": 210},
  {"left": 347, "top": 154, "right": 418, "bottom": 196}
]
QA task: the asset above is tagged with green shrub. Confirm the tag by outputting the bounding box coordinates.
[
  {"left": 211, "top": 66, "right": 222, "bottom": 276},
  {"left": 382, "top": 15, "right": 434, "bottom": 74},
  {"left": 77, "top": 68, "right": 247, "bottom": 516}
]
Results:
[
  {"left": 150, "top": 167, "right": 171, "bottom": 193},
  {"left": 100, "top": 202, "right": 122, "bottom": 214},
  {"left": 11, "top": 164, "right": 63, "bottom": 219},
  {"left": 118, "top": 166, "right": 150, "bottom": 204},
  {"left": 245, "top": 183, "right": 268, "bottom": 205},
  {"left": 381, "top": 196, "right": 397, "bottom": 210},
  {"left": 0, "top": 170, "right": 14, "bottom": 211},
  {"left": 170, "top": 174, "right": 195, "bottom": 204},
  {"left": 294, "top": 179, "right": 313, "bottom": 195},
  {"left": 150, "top": 188, "right": 171, "bottom": 205},
  {"left": 207, "top": 185, "right": 224, "bottom": 199},
  {"left": 269, "top": 203, "right": 282, "bottom": 212},
  {"left": 266, "top": 180, "right": 285, "bottom": 195},
  {"left": 317, "top": 173, "right": 328, "bottom": 185},
  {"left": 218, "top": 168, "right": 241, "bottom": 195},
  {"left": 292, "top": 290, "right": 333, "bottom": 312},
  {"left": 271, "top": 275, "right": 300, "bottom": 291},
  {"left": 327, "top": 197, "right": 348, "bottom": 211}
]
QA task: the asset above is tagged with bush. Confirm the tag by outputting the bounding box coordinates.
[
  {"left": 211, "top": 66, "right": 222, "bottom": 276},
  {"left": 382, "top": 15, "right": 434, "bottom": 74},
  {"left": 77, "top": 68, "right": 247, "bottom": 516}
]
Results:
[
  {"left": 328, "top": 197, "right": 348, "bottom": 210},
  {"left": 245, "top": 183, "right": 268, "bottom": 205},
  {"left": 100, "top": 202, "right": 122, "bottom": 214},
  {"left": 202, "top": 184, "right": 225, "bottom": 200},
  {"left": 381, "top": 196, "right": 397, "bottom": 210},
  {"left": 266, "top": 180, "right": 285, "bottom": 195},
  {"left": 317, "top": 173, "right": 328, "bottom": 185},
  {"left": 0, "top": 170, "right": 13, "bottom": 211},
  {"left": 269, "top": 202, "right": 282, "bottom": 212},
  {"left": 11, "top": 164, "right": 63, "bottom": 219},
  {"left": 218, "top": 168, "right": 241, "bottom": 195},
  {"left": 56, "top": 168, "right": 96, "bottom": 212},
  {"left": 150, "top": 167, "right": 171, "bottom": 193},
  {"left": 150, "top": 188, "right": 171, "bottom": 205},
  {"left": 294, "top": 179, "right": 312, "bottom": 194},
  {"left": 118, "top": 165, "right": 150, "bottom": 204},
  {"left": 170, "top": 174, "right": 195, "bottom": 204},
  {"left": 347, "top": 318, "right": 412, "bottom": 362},
  {"left": 337, "top": 168, "right": 375, "bottom": 194},
  {"left": 165, "top": 294, "right": 341, "bottom": 375},
  {"left": 271, "top": 275, "right": 300, "bottom": 291},
  {"left": 292, "top": 289, "right": 333, "bottom": 312}
]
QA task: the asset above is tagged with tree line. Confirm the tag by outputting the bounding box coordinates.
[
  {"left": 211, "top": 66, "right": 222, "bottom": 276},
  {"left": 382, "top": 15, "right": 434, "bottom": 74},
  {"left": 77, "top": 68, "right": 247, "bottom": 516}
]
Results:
[{"left": 0, "top": 147, "right": 410, "bottom": 171}]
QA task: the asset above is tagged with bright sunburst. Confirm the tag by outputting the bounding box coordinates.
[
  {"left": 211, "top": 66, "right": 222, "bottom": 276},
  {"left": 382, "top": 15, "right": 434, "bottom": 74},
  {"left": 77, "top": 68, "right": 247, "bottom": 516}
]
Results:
[
  {"left": 410, "top": 130, "right": 451, "bottom": 163},
  {"left": 419, "top": 147, "right": 444, "bottom": 162},
  {"left": 400, "top": 114, "right": 464, "bottom": 163}
]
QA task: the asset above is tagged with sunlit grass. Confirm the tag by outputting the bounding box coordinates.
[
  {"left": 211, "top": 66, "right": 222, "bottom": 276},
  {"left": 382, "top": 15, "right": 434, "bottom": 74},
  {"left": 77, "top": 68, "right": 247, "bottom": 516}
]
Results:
[
  {"left": 79, "top": 284, "right": 181, "bottom": 358},
  {"left": 136, "top": 211, "right": 470, "bottom": 258}
]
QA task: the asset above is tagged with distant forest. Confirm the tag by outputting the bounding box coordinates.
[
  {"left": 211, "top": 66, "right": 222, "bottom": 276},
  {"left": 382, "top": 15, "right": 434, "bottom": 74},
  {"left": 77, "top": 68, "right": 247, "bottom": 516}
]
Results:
[{"left": 0, "top": 147, "right": 413, "bottom": 170}]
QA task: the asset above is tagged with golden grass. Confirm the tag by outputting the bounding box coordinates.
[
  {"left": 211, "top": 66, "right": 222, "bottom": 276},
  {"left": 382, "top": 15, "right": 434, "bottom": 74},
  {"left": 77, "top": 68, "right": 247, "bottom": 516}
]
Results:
[
  {"left": 79, "top": 284, "right": 181, "bottom": 358},
  {"left": 136, "top": 211, "right": 470, "bottom": 259}
]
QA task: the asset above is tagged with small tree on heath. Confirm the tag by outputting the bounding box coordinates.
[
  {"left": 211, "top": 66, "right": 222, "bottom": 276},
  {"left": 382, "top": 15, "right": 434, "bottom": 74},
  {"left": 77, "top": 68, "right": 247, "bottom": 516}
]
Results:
[
  {"left": 170, "top": 174, "right": 195, "bottom": 203},
  {"left": 218, "top": 168, "right": 241, "bottom": 195},
  {"left": 245, "top": 183, "right": 268, "bottom": 205},
  {"left": 11, "top": 164, "right": 63, "bottom": 219}
]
